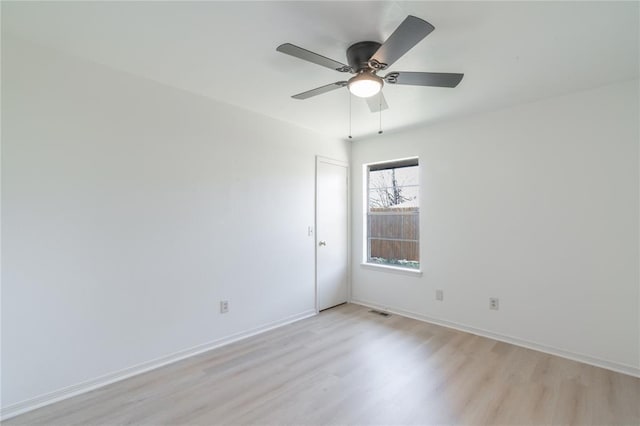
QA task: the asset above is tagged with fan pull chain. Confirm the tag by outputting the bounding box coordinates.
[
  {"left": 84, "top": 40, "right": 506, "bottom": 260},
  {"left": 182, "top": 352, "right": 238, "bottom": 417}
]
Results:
[
  {"left": 378, "top": 93, "right": 383, "bottom": 134},
  {"left": 348, "top": 92, "right": 353, "bottom": 139}
]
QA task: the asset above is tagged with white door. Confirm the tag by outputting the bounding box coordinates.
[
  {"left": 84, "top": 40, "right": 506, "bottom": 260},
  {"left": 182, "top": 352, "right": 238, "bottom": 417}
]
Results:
[{"left": 316, "top": 157, "right": 348, "bottom": 311}]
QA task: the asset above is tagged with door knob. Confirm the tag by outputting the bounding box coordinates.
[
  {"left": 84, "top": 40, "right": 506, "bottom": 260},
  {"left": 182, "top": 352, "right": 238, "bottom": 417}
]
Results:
[{"left": 319, "top": 241, "right": 327, "bottom": 246}]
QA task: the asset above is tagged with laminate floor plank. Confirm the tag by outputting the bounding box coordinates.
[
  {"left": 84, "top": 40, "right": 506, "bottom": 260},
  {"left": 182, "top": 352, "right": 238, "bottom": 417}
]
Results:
[{"left": 5, "top": 303, "right": 639, "bottom": 425}]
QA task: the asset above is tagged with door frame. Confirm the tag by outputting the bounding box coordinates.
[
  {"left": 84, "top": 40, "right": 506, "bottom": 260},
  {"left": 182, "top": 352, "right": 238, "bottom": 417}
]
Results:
[{"left": 315, "top": 156, "right": 351, "bottom": 313}]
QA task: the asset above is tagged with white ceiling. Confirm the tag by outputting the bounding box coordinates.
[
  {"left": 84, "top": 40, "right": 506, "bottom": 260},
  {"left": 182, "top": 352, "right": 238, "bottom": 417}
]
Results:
[{"left": 3, "top": 1, "right": 639, "bottom": 140}]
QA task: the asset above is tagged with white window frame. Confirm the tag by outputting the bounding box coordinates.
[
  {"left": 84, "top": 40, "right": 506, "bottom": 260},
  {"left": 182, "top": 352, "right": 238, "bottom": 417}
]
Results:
[{"left": 362, "top": 157, "right": 421, "bottom": 275}]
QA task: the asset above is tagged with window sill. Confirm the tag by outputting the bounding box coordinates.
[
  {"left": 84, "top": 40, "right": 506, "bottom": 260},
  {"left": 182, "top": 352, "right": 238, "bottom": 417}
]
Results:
[{"left": 360, "top": 263, "right": 423, "bottom": 277}]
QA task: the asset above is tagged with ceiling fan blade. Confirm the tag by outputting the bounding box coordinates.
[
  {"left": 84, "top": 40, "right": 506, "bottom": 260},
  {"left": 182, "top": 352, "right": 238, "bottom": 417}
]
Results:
[
  {"left": 386, "top": 72, "right": 464, "bottom": 88},
  {"left": 277, "top": 43, "right": 351, "bottom": 72},
  {"left": 366, "top": 92, "right": 389, "bottom": 112},
  {"left": 292, "top": 82, "right": 348, "bottom": 100},
  {"left": 370, "top": 16, "right": 435, "bottom": 69}
]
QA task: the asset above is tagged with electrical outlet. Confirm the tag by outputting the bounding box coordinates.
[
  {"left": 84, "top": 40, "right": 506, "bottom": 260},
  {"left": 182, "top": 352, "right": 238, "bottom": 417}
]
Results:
[
  {"left": 489, "top": 298, "right": 499, "bottom": 310},
  {"left": 220, "top": 300, "right": 229, "bottom": 314},
  {"left": 435, "top": 289, "right": 444, "bottom": 301}
]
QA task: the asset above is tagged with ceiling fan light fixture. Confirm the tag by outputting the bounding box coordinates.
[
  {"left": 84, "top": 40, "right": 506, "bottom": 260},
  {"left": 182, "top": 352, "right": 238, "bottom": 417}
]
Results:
[{"left": 348, "top": 72, "right": 383, "bottom": 98}]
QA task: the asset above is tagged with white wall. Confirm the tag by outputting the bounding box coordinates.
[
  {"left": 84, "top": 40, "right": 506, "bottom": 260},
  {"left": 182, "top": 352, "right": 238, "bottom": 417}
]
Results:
[
  {"left": 351, "top": 79, "right": 640, "bottom": 375},
  {"left": 1, "top": 36, "right": 349, "bottom": 411},
  {"left": 2, "top": 31, "right": 638, "bottom": 418}
]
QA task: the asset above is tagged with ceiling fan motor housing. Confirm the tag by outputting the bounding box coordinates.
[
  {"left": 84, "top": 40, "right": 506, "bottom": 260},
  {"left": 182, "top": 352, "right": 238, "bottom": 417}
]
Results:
[{"left": 346, "top": 41, "right": 382, "bottom": 72}]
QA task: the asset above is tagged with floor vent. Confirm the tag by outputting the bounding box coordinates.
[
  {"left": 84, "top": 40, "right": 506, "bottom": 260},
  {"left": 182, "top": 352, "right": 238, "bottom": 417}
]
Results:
[{"left": 369, "top": 309, "right": 391, "bottom": 317}]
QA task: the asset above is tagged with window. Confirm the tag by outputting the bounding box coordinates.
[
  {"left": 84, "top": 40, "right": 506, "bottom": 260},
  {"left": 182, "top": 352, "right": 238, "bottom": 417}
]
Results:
[{"left": 366, "top": 158, "right": 419, "bottom": 270}]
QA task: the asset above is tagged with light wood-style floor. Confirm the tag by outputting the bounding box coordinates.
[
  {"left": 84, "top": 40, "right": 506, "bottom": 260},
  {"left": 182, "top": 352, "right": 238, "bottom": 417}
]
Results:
[{"left": 6, "top": 303, "right": 640, "bottom": 425}]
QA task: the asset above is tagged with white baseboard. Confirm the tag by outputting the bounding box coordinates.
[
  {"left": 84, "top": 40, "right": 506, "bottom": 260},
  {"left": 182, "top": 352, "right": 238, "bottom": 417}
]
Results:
[
  {"left": 0, "top": 309, "right": 317, "bottom": 421},
  {"left": 351, "top": 298, "right": 640, "bottom": 378}
]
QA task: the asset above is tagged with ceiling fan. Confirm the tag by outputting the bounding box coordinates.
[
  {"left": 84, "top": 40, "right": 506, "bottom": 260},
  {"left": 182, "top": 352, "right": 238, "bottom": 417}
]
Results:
[{"left": 276, "top": 15, "right": 464, "bottom": 112}]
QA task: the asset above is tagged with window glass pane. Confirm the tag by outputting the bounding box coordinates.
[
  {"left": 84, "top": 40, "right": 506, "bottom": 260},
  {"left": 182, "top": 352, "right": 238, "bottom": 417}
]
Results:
[
  {"left": 367, "top": 213, "right": 418, "bottom": 240},
  {"left": 368, "top": 240, "right": 419, "bottom": 269},
  {"left": 368, "top": 166, "right": 418, "bottom": 189},
  {"left": 368, "top": 166, "right": 419, "bottom": 209},
  {"left": 401, "top": 213, "right": 419, "bottom": 240},
  {"left": 368, "top": 187, "right": 419, "bottom": 209},
  {"left": 368, "top": 214, "right": 400, "bottom": 239},
  {"left": 366, "top": 161, "right": 419, "bottom": 270},
  {"left": 368, "top": 169, "right": 391, "bottom": 189},
  {"left": 392, "top": 167, "right": 419, "bottom": 186}
]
